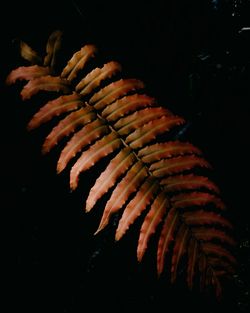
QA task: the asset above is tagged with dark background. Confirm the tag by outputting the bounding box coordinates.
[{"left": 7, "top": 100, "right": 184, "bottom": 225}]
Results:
[{"left": 1, "top": 1, "right": 250, "bottom": 312}]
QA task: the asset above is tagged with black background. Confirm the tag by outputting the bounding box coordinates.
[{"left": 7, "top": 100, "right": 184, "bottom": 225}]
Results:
[{"left": 1, "top": 1, "right": 250, "bottom": 312}]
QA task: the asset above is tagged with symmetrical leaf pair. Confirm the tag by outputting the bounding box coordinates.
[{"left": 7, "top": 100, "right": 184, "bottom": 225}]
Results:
[{"left": 6, "top": 30, "right": 236, "bottom": 299}]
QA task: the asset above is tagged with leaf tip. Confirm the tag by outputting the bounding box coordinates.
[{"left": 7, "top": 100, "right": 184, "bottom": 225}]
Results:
[
  {"left": 137, "top": 249, "right": 144, "bottom": 262},
  {"left": 115, "top": 231, "right": 122, "bottom": 241}
]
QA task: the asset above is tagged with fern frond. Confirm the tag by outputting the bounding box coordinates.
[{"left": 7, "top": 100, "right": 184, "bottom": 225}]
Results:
[
  {"left": 95, "top": 161, "right": 148, "bottom": 234},
  {"left": 42, "top": 106, "right": 97, "bottom": 154},
  {"left": 182, "top": 210, "right": 233, "bottom": 228},
  {"left": 70, "top": 132, "right": 122, "bottom": 190},
  {"left": 27, "top": 93, "right": 82, "bottom": 129},
  {"left": 20, "top": 75, "right": 70, "bottom": 100},
  {"left": 171, "top": 224, "right": 190, "bottom": 283},
  {"left": 19, "top": 40, "right": 42, "bottom": 64},
  {"left": 6, "top": 30, "right": 237, "bottom": 299},
  {"left": 192, "top": 227, "right": 236, "bottom": 245},
  {"left": 86, "top": 147, "right": 136, "bottom": 212},
  {"left": 207, "top": 257, "right": 235, "bottom": 274},
  {"left": 115, "top": 178, "right": 159, "bottom": 240},
  {"left": 61, "top": 44, "right": 97, "bottom": 81},
  {"left": 201, "top": 243, "right": 237, "bottom": 265},
  {"left": 137, "top": 191, "right": 169, "bottom": 261},
  {"left": 6, "top": 65, "right": 50, "bottom": 85},
  {"left": 125, "top": 116, "right": 185, "bottom": 149},
  {"left": 114, "top": 107, "right": 171, "bottom": 136},
  {"left": 75, "top": 61, "right": 122, "bottom": 95},
  {"left": 43, "top": 30, "right": 62, "bottom": 68},
  {"left": 57, "top": 119, "right": 109, "bottom": 173},
  {"left": 187, "top": 237, "right": 198, "bottom": 290},
  {"left": 149, "top": 155, "right": 211, "bottom": 178},
  {"left": 171, "top": 192, "right": 226, "bottom": 210},
  {"left": 6, "top": 30, "right": 63, "bottom": 86},
  {"left": 157, "top": 207, "right": 179, "bottom": 275},
  {"left": 90, "top": 78, "right": 145, "bottom": 110},
  {"left": 102, "top": 94, "right": 156, "bottom": 121},
  {"left": 161, "top": 174, "right": 220, "bottom": 193},
  {"left": 138, "top": 141, "right": 202, "bottom": 163}
]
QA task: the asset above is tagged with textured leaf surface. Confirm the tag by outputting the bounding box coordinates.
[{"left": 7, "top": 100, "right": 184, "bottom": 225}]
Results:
[
  {"left": 125, "top": 116, "right": 185, "bottom": 149},
  {"left": 61, "top": 45, "right": 97, "bottom": 81},
  {"left": 70, "top": 132, "right": 122, "bottom": 190},
  {"left": 90, "top": 79, "right": 145, "bottom": 110},
  {"left": 137, "top": 191, "right": 169, "bottom": 261},
  {"left": 42, "top": 106, "right": 96, "bottom": 154},
  {"left": 21, "top": 75, "right": 70, "bottom": 100},
  {"left": 5, "top": 65, "right": 50, "bottom": 85},
  {"left": 86, "top": 148, "right": 136, "bottom": 212},
  {"left": 138, "top": 141, "right": 202, "bottom": 163},
  {"left": 157, "top": 207, "right": 179, "bottom": 275},
  {"left": 57, "top": 119, "right": 109, "bottom": 173},
  {"left": 95, "top": 161, "right": 148, "bottom": 234},
  {"left": 75, "top": 61, "right": 122, "bottom": 95},
  {"left": 102, "top": 94, "right": 156, "bottom": 121},
  {"left": 149, "top": 155, "right": 211, "bottom": 178},
  {"left": 114, "top": 107, "right": 170, "bottom": 136},
  {"left": 6, "top": 30, "right": 236, "bottom": 299},
  {"left": 161, "top": 174, "right": 220, "bottom": 193},
  {"left": 27, "top": 93, "right": 82, "bottom": 130},
  {"left": 115, "top": 178, "right": 159, "bottom": 240}
]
